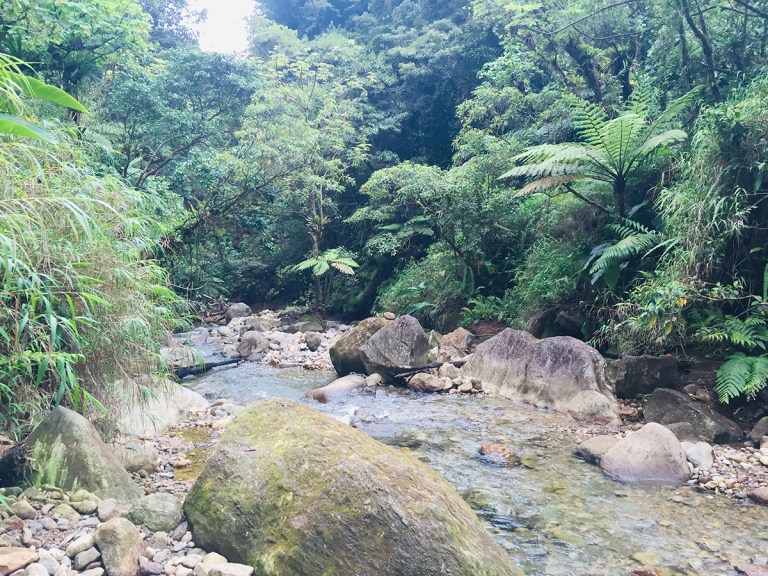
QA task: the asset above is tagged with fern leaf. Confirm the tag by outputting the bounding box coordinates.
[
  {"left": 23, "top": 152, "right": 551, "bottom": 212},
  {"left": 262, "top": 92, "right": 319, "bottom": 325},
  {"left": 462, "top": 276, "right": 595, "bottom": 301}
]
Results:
[
  {"left": 293, "top": 258, "right": 318, "bottom": 272},
  {"left": 313, "top": 261, "right": 330, "bottom": 276},
  {"left": 744, "top": 355, "right": 768, "bottom": 399},
  {"left": 589, "top": 232, "right": 660, "bottom": 273},
  {"left": 331, "top": 262, "right": 356, "bottom": 275},
  {"left": 716, "top": 353, "right": 751, "bottom": 403},
  {"left": 516, "top": 174, "right": 587, "bottom": 195}
]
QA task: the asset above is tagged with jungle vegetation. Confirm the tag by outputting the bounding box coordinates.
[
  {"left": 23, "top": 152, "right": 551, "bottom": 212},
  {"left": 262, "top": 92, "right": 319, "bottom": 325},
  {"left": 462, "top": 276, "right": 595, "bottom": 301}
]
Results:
[{"left": 3, "top": 0, "right": 768, "bottom": 437}]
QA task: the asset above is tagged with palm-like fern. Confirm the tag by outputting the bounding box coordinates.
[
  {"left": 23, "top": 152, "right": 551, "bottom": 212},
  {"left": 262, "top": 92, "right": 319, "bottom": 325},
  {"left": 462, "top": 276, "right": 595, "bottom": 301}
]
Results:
[
  {"left": 585, "top": 219, "right": 663, "bottom": 287},
  {"left": 716, "top": 353, "right": 768, "bottom": 403},
  {"left": 501, "top": 90, "right": 697, "bottom": 216},
  {"left": 293, "top": 248, "right": 360, "bottom": 277}
]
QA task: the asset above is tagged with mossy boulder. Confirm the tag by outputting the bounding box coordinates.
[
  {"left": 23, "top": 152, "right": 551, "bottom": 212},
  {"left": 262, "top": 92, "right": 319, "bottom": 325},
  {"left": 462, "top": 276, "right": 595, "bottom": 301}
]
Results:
[
  {"left": 22, "top": 407, "right": 143, "bottom": 504},
  {"left": 329, "top": 317, "right": 389, "bottom": 376},
  {"left": 184, "top": 399, "right": 522, "bottom": 576}
]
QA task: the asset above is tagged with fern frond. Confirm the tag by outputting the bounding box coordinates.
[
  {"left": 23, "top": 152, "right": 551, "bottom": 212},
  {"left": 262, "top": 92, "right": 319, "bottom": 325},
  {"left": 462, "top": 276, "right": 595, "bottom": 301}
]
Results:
[
  {"left": 628, "top": 129, "right": 688, "bottom": 166},
  {"left": 590, "top": 232, "right": 660, "bottom": 272},
  {"left": 313, "top": 261, "right": 330, "bottom": 276},
  {"left": 293, "top": 258, "right": 318, "bottom": 272},
  {"left": 716, "top": 353, "right": 752, "bottom": 403},
  {"left": 572, "top": 99, "right": 609, "bottom": 149},
  {"left": 331, "top": 262, "right": 356, "bottom": 275},
  {"left": 744, "top": 355, "right": 768, "bottom": 398},
  {"left": 516, "top": 174, "right": 588, "bottom": 195}
]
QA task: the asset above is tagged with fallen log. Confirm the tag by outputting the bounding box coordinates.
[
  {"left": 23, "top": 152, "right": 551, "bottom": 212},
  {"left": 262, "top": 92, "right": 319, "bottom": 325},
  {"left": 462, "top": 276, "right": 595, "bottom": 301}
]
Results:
[
  {"left": 395, "top": 359, "right": 467, "bottom": 379},
  {"left": 175, "top": 357, "right": 241, "bottom": 378}
]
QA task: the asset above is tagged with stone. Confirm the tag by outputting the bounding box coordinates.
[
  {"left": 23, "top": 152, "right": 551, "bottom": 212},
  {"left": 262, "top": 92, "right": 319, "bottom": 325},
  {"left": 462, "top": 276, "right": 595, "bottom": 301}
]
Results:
[
  {"left": 224, "top": 303, "right": 251, "bottom": 323},
  {"left": 304, "top": 332, "right": 322, "bottom": 352},
  {"left": 305, "top": 375, "right": 365, "bottom": 403},
  {"left": 79, "top": 569, "right": 105, "bottom": 576},
  {"left": 243, "top": 317, "right": 280, "bottom": 332},
  {"left": 117, "top": 386, "right": 209, "bottom": 436},
  {"left": 282, "top": 321, "right": 324, "bottom": 334},
  {"left": 363, "top": 374, "right": 383, "bottom": 387},
  {"left": 37, "top": 550, "right": 59, "bottom": 575},
  {"left": 437, "top": 363, "right": 461, "bottom": 380},
  {"left": 114, "top": 442, "right": 159, "bottom": 474},
  {"left": 70, "top": 500, "right": 98, "bottom": 515},
  {"left": 360, "top": 315, "right": 430, "bottom": 382},
  {"left": 643, "top": 388, "right": 742, "bottom": 443},
  {"left": 0, "top": 548, "right": 38, "bottom": 574},
  {"left": 406, "top": 373, "right": 445, "bottom": 393},
  {"left": 184, "top": 399, "right": 523, "bottom": 576},
  {"left": 10, "top": 501, "right": 35, "bottom": 520},
  {"left": 66, "top": 535, "right": 96, "bottom": 558},
  {"left": 600, "top": 423, "right": 691, "bottom": 484},
  {"left": 70, "top": 489, "right": 99, "bottom": 503},
  {"left": 94, "top": 518, "right": 144, "bottom": 576},
  {"left": 207, "top": 565, "right": 253, "bottom": 576},
  {"left": 160, "top": 347, "right": 200, "bottom": 371},
  {"left": 748, "top": 487, "right": 768, "bottom": 506},
  {"left": 438, "top": 328, "right": 474, "bottom": 360},
  {"left": 684, "top": 441, "right": 714, "bottom": 471},
  {"left": 738, "top": 564, "right": 768, "bottom": 576},
  {"left": 383, "top": 312, "right": 396, "bottom": 320},
  {"left": 73, "top": 548, "right": 101, "bottom": 571},
  {"left": 462, "top": 329, "right": 619, "bottom": 423},
  {"left": 201, "top": 554, "right": 226, "bottom": 568},
  {"left": 19, "top": 408, "right": 142, "bottom": 505},
  {"left": 139, "top": 561, "right": 163, "bottom": 576},
  {"left": 329, "top": 317, "right": 389, "bottom": 376},
  {"left": 25, "top": 563, "right": 49, "bottom": 576},
  {"left": 574, "top": 435, "right": 618, "bottom": 465},
  {"left": 236, "top": 332, "right": 268, "bottom": 357},
  {"left": 609, "top": 355, "right": 679, "bottom": 398},
  {"left": 97, "top": 499, "right": 127, "bottom": 523},
  {"left": 663, "top": 421, "right": 701, "bottom": 442},
  {"left": 128, "top": 494, "right": 183, "bottom": 533},
  {"left": 750, "top": 416, "right": 768, "bottom": 444}
]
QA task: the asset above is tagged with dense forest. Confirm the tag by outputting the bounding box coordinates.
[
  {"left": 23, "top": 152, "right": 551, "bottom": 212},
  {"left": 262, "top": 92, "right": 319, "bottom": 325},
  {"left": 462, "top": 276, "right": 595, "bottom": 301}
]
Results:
[{"left": 2, "top": 0, "right": 768, "bottom": 436}]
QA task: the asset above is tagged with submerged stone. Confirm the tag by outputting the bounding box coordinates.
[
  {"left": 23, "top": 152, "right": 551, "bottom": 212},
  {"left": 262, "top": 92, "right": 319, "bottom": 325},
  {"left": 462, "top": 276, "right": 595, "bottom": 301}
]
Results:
[{"left": 185, "top": 398, "right": 522, "bottom": 576}]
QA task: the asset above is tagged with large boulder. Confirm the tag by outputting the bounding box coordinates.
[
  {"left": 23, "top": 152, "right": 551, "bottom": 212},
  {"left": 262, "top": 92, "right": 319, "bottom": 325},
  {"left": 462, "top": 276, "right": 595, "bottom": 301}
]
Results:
[
  {"left": 407, "top": 373, "right": 445, "bottom": 393},
  {"left": 600, "top": 423, "right": 691, "bottom": 484},
  {"left": 114, "top": 442, "right": 159, "bottom": 474},
  {"left": 128, "top": 493, "right": 183, "bottom": 532},
  {"left": 237, "top": 331, "right": 268, "bottom": 357},
  {"left": 643, "top": 388, "right": 742, "bottom": 443},
  {"left": 360, "top": 315, "right": 430, "bottom": 382},
  {"left": 329, "top": 317, "right": 389, "bottom": 376},
  {"left": 244, "top": 317, "right": 281, "bottom": 332},
  {"left": 305, "top": 375, "right": 365, "bottom": 403},
  {"left": 282, "top": 321, "right": 324, "bottom": 334},
  {"left": 22, "top": 407, "right": 143, "bottom": 504},
  {"left": 462, "top": 329, "right": 619, "bottom": 423},
  {"left": 749, "top": 416, "right": 768, "bottom": 443},
  {"left": 184, "top": 399, "right": 522, "bottom": 576},
  {"left": 438, "top": 328, "right": 474, "bottom": 361},
  {"left": 225, "top": 303, "right": 252, "bottom": 323},
  {"left": 118, "top": 385, "right": 209, "bottom": 436},
  {"left": 609, "top": 355, "right": 679, "bottom": 398},
  {"left": 95, "top": 518, "right": 144, "bottom": 576},
  {"left": 160, "top": 346, "right": 201, "bottom": 371}
]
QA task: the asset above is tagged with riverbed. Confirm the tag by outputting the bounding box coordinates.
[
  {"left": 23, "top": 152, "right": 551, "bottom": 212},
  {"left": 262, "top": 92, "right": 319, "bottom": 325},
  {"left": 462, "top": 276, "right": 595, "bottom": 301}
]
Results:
[{"left": 185, "top": 360, "right": 768, "bottom": 576}]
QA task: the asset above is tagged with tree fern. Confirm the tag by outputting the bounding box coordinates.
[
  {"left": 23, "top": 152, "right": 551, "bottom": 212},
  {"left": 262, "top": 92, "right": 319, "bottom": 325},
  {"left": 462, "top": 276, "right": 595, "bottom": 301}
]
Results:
[{"left": 716, "top": 353, "right": 768, "bottom": 403}]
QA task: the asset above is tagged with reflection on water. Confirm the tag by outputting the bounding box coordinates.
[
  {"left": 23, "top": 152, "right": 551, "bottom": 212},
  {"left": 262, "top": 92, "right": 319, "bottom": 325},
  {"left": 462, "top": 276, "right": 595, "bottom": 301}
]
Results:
[{"left": 188, "top": 362, "right": 768, "bottom": 576}]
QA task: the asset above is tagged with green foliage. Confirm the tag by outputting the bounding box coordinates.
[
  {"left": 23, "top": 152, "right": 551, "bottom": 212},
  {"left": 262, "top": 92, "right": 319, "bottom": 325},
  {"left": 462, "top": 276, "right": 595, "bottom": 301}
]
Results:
[
  {"left": 587, "top": 219, "right": 663, "bottom": 288},
  {"left": 294, "top": 249, "right": 360, "bottom": 278},
  {"left": 716, "top": 353, "right": 768, "bottom": 404}
]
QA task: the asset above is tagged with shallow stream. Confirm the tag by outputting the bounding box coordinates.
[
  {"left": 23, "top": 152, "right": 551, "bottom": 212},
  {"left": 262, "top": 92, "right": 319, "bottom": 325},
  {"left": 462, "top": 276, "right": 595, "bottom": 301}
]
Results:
[{"left": 186, "top": 357, "right": 768, "bottom": 575}]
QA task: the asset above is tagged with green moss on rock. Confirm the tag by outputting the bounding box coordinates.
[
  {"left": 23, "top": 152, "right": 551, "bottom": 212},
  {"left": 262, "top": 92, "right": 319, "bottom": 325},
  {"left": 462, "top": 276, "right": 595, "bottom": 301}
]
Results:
[{"left": 184, "top": 399, "right": 522, "bottom": 576}]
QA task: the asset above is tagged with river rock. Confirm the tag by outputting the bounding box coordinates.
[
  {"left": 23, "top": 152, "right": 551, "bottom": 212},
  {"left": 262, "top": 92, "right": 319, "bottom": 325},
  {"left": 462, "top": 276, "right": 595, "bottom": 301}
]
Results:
[
  {"left": 360, "top": 315, "right": 429, "bottom": 382},
  {"left": 115, "top": 442, "right": 159, "bottom": 474},
  {"left": 305, "top": 375, "right": 365, "bottom": 403},
  {"left": 118, "top": 385, "right": 209, "bottom": 436},
  {"left": 95, "top": 518, "right": 144, "bottom": 576},
  {"left": 610, "top": 355, "right": 679, "bottom": 398},
  {"left": 682, "top": 441, "right": 714, "bottom": 470},
  {"left": 438, "top": 328, "right": 474, "bottom": 360},
  {"left": 128, "top": 494, "right": 183, "bottom": 533},
  {"left": 304, "top": 332, "right": 323, "bottom": 352},
  {"left": 11, "top": 500, "right": 36, "bottom": 520},
  {"left": 329, "top": 317, "right": 389, "bottom": 376},
  {"left": 160, "top": 347, "right": 200, "bottom": 371},
  {"left": 225, "top": 303, "right": 251, "bottom": 323},
  {"left": 643, "top": 388, "right": 742, "bottom": 443},
  {"left": 600, "top": 423, "right": 690, "bottom": 484},
  {"left": 236, "top": 332, "right": 268, "bottom": 357},
  {"left": 21, "top": 407, "right": 142, "bottom": 504},
  {"left": 184, "top": 398, "right": 523, "bottom": 576},
  {"left": 748, "top": 487, "right": 768, "bottom": 506},
  {"left": 407, "top": 373, "right": 445, "bottom": 393},
  {"left": 749, "top": 416, "right": 768, "bottom": 443},
  {"left": 462, "top": 329, "right": 619, "bottom": 423},
  {"left": 243, "top": 317, "right": 280, "bottom": 332},
  {"left": 574, "top": 435, "right": 618, "bottom": 464},
  {"left": 97, "top": 499, "right": 128, "bottom": 522},
  {"left": 282, "top": 321, "right": 324, "bottom": 334},
  {"left": 0, "top": 548, "right": 38, "bottom": 574}
]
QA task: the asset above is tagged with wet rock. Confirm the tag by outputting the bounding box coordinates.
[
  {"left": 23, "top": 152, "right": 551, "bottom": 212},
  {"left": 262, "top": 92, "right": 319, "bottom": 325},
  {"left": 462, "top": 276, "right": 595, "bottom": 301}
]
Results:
[
  {"left": 601, "top": 423, "right": 691, "bottom": 484},
  {"left": 115, "top": 442, "right": 159, "bottom": 474},
  {"left": 407, "top": 373, "right": 445, "bottom": 393},
  {"left": 305, "top": 375, "right": 365, "bottom": 403},
  {"left": 118, "top": 387, "right": 209, "bottom": 437},
  {"left": 236, "top": 332, "right": 268, "bottom": 357},
  {"left": 20, "top": 408, "right": 142, "bottom": 504},
  {"left": 360, "top": 315, "right": 430, "bottom": 382},
  {"left": 574, "top": 435, "right": 618, "bottom": 465},
  {"left": 304, "top": 332, "right": 323, "bottom": 352},
  {"left": 478, "top": 444, "right": 518, "bottom": 467},
  {"left": 0, "top": 548, "right": 38, "bottom": 574},
  {"left": 185, "top": 398, "right": 523, "bottom": 576},
  {"left": 462, "top": 329, "right": 619, "bottom": 423},
  {"left": 750, "top": 416, "right": 768, "bottom": 444},
  {"left": 748, "top": 487, "right": 768, "bottom": 506},
  {"left": 609, "top": 355, "right": 679, "bottom": 398},
  {"left": 329, "top": 317, "right": 389, "bottom": 376},
  {"left": 94, "top": 518, "right": 144, "bottom": 576},
  {"left": 208, "top": 566, "right": 253, "bottom": 576},
  {"left": 682, "top": 441, "right": 714, "bottom": 471},
  {"left": 224, "top": 303, "right": 251, "bottom": 323},
  {"left": 128, "top": 494, "right": 183, "bottom": 533},
  {"left": 643, "top": 388, "right": 742, "bottom": 443}
]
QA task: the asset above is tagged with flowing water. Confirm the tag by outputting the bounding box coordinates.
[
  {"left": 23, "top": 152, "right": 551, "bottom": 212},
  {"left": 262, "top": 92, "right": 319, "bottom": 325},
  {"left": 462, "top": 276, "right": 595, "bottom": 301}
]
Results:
[{"left": 185, "top": 355, "right": 768, "bottom": 575}]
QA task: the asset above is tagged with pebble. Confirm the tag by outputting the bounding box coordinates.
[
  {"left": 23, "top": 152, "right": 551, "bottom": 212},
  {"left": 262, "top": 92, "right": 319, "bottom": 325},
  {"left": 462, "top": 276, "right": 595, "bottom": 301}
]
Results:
[
  {"left": 25, "top": 563, "right": 49, "bottom": 576},
  {"left": 65, "top": 534, "right": 95, "bottom": 558}
]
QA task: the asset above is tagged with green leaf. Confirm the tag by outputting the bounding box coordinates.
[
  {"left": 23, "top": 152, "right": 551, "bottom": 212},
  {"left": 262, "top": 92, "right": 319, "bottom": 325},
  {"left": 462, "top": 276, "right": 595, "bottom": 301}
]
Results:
[
  {"left": 10, "top": 73, "right": 88, "bottom": 113},
  {"left": 0, "top": 113, "right": 57, "bottom": 142}
]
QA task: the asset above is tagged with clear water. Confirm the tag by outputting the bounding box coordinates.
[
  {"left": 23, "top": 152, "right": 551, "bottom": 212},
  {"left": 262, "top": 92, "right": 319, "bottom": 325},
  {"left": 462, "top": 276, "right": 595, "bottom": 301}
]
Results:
[{"left": 185, "top": 353, "right": 768, "bottom": 575}]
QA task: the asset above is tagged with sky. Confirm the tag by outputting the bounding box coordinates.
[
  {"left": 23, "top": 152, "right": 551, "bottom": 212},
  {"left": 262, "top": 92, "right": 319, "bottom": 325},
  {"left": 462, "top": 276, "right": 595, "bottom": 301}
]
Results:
[{"left": 189, "top": 0, "right": 255, "bottom": 54}]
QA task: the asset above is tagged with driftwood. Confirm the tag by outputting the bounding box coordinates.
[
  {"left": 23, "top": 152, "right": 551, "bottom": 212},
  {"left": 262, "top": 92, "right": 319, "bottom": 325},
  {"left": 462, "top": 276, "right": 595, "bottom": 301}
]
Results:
[
  {"left": 395, "top": 359, "right": 467, "bottom": 379},
  {"left": 0, "top": 442, "right": 27, "bottom": 487},
  {"left": 201, "top": 295, "right": 229, "bottom": 324},
  {"left": 175, "top": 357, "right": 241, "bottom": 378}
]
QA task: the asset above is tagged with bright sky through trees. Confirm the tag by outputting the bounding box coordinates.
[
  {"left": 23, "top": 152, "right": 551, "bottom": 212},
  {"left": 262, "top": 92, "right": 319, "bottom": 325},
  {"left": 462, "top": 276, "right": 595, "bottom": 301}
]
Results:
[{"left": 190, "top": 0, "right": 253, "bottom": 53}]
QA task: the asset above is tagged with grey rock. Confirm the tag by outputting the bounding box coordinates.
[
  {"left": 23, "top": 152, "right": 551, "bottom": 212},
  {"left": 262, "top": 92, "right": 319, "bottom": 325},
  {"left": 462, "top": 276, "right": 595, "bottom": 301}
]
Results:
[
  {"left": 574, "top": 435, "right": 618, "bottom": 465},
  {"left": 24, "top": 563, "right": 49, "bottom": 576},
  {"left": 114, "top": 442, "right": 159, "bottom": 474},
  {"left": 138, "top": 561, "right": 163, "bottom": 576},
  {"left": 224, "top": 303, "right": 251, "bottom": 323},
  {"left": 208, "top": 566, "right": 254, "bottom": 576},
  {"left": 664, "top": 421, "right": 702, "bottom": 442},
  {"left": 304, "top": 332, "right": 323, "bottom": 352},
  {"left": 94, "top": 518, "right": 144, "bottom": 576},
  {"left": 749, "top": 416, "right": 768, "bottom": 443},
  {"left": 360, "top": 315, "right": 429, "bottom": 382},
  {"left": 406, "top": 373, "right": 445, "bottom": 393},
  {"left": 70, "top": 500, "right": 98, "bottom": 515},
  {"left": 128, "top": 494, "right": 183, "bottom": 533},
  {"left": 643, "top": 388, "right": 742, "bottom": 443},
  {"left": 601, "top": 423, "right": 691, "bottom": 484},
  {"left": 22, "top": 408, "right": 142, "bottom": 504},
  {"left": 684, "top": 441, "right": 714, "bottom": 470},
  {"left": 79, "top": 569, "right": 105, "bottom": 576},
  {"left": 609, "top": 355, "right": 679, "bottom": 398},
  {"left": 437, "top": 363, "right": 461, "bottom": 380},
  {"left": 37, "top": 550, "right": 59, "bottom": 575},
  {"left": 305, "top": 375, "right": 364, "bottom": 404},
  {"left": 66, "top": 534, "right": 96, "bottom": 558},
  {"left": 329, "top": 317, "right": 389, "bottom": 376},
  {"left": 97, "top": 499, "right": 126, "bottom": 523},
  {"left": 236, "top": 332, "right": 268, "bottom": 357},
  {"left": 11, "top": 501, "right": 36, "bottom": 520},
  {"left": 73, "top": 548, "right": 100, "bottom": 571},
  {"left": 282, "top": 321, "right": 324, "bottom": 334},
  {"left": 243, "top": 317, "right": 280, "bottom": 332}
]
